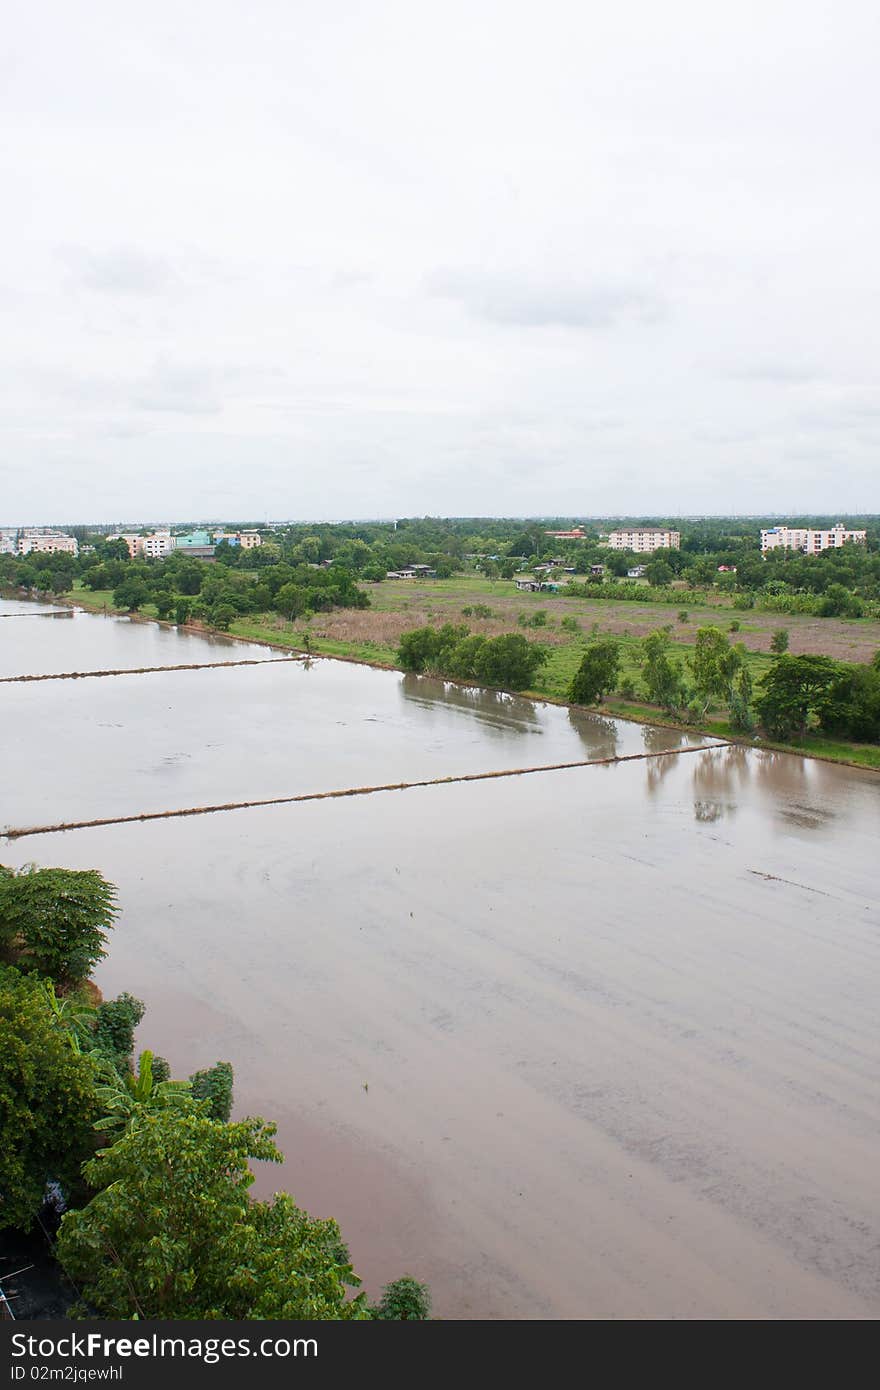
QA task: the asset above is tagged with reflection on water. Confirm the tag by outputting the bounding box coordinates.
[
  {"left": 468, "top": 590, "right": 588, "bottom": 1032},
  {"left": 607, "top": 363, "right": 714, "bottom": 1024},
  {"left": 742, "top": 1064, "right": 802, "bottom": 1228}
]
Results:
[
  {"left": 565, "top": 708, "right": 620, "bottom": 760},
  {"left": 684, "top": 745, "right": 854, "bottom": 833},
  {"left": 399, "top": 673, "right": 540, "bottom": 735}
]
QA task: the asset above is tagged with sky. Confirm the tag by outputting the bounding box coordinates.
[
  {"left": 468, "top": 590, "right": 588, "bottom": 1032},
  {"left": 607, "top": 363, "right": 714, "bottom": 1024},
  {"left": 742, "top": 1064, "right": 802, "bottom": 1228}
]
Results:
[{"left": 2, "top": 0, "right": 879, "bottom": 524}]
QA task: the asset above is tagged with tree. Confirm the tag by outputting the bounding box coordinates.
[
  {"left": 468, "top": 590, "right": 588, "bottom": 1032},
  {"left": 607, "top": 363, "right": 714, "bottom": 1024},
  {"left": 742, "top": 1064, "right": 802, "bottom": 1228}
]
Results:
[
  {"left": 569, "top": 640, "right": 621, "bottom": 705},
  {"left": 174, "top": 599, "right": 191, "bottom": 626},
  {"left": 0, "top": 965, "right": 100, "bottom": 1230},
  {"left": 815, "top": 663, "right": 880, "bottom": 742},
  {"left": 152, "top": 590, "right": 174, "bottom": 620},
  {"left": 688, "top": 628, "right": 745, "bottom": 713},
  {"left": 210, "top": 603, "right": 236, "bottom": 631},
  {"left": 755, "top": 654, "right": 841, "bottom": 740},
  {"left": 56, "top": 1111, "right": 368, "bottom": 1319},
  {"left": 770, "top": 628, "right": 789, "bottom": 654},
  {"left": 645, "top": 559, "right": 673, "bottom": 587},
  {"left": 0, "top": 866, "right": 118, "bottom": 986},
  {"left": 112, "top": 578, "right": 150, "bottom": 612},
  {"left": 472, "top": 633, "right": 547, "bottom": 690},
  {"left": 640, "top": 629, "right": 685, "bottom": 710}
]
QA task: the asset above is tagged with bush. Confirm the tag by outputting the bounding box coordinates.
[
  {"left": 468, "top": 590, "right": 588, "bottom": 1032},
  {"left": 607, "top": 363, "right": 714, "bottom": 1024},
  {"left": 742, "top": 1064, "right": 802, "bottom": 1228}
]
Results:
[
  {"left": 92, "top": 993, "right": 145, "bottom": 1072},
  {"left": 189, "top": 1061, "right": 235, "bottom": 1123},
  {"left": 371, "top": 1276, "right": 431, "bottom": 1320},
  {"left": 770, "top": 629, "right": 789, "bottom": 654}
]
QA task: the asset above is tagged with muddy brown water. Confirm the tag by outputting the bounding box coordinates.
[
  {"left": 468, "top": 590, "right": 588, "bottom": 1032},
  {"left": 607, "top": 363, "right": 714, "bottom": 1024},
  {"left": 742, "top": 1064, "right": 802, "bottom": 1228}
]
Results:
[{"left": 2, "top": 602, "right": 879, "bottom": 1319}]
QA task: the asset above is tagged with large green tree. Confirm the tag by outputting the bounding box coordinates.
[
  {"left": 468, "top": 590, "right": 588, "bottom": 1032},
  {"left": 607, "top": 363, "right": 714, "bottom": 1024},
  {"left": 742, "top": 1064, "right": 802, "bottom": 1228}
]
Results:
[
  {"left": 755, "top": 654, "right": 841, "bottom": 740},
  {"left": 568, "top": 640, "right": 621, "bottom": 705},
  {"left": 57, "top": 1111, "right": 368, "bottom": 1320}
]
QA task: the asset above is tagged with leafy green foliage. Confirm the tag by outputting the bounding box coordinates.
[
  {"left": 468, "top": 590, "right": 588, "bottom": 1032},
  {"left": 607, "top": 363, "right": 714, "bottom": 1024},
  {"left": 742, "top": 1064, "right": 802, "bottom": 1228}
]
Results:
[
  {"left": 640, "top": 629, "right": 685, "bottom": 711},
  {"left": 569, "top": 640, "right": 621, "bottom": 705},
  {"left": 687, "top": 628, "right": 745, "bottom": 713},
  {"left": 755, "top": 654, "right": 841, "bottom": 740},
  {"left": 0, "top": 866, "right": 118, "bottom": 985},
  {"left": 370, "top": 1276, "right": 431, "bottom": 1320},
  {"left": 93, "top": 1050, "right": 195, "bottom": 1137},
  {"left": 770, "top": 628, "right": 789, "bottom": 654},
  {"left": 815, "top": 663, "right": 880, "bottom": 741},
  {"left": 112, "top": 578, "right": 150, "bottom": 612},
  {"left": 189, "top": 1061, "right": 234, "bottom": 1122},
  {"left": 0, "top": 965, "right": 99, "bottom": 1230},
  {"left": 56, "top": 1111, "right": 368, "bottom": 1320},
  {"left": 91, "top": 992, "right": 144, "bottom": 1070},
  {"left": 397, "top": 624, "right": 546, "bottom": 690}
]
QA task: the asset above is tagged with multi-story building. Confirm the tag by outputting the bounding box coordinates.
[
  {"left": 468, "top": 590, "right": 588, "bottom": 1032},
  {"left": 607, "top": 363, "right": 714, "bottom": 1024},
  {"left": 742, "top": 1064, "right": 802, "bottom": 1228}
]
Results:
[
  {"left": 604, "top": 529, "right": 680, "bottom": 553},
  {"left": 760, "top": 523, "right": 867, "bottom": 555},
  {"left": 17, "top": 531, "right": 79, "bottom": 557},
  {"left": 544, "top": 528, "right": 585, "bottom": 540},
  {"left": 107, "top": 531, "right": 176, "bottom": 558},
  {"left": 141, "top": 531, "right": 175, "bottom": 559}
]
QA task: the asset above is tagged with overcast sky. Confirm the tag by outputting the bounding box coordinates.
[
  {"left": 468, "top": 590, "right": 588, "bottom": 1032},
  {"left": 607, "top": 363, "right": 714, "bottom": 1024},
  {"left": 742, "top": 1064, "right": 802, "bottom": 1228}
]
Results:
[{"left": 2, "top": 1, "right": 879, "bottom": 523}]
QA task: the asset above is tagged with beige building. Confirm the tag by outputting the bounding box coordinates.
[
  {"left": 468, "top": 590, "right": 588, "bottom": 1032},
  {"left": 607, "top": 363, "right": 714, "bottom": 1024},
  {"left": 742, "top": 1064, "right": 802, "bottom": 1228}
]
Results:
[
  {"left": 17, "top": 531, "right": 79, "bottom": 556},
  {"left": 604, "top": 529, "right": 680, "bottom": 553},
  {"left": 109, "top": 531, "right": 176, "bottom": 558},
  {"left": 760, "top": 524, "right": 867, "bottom": 555}
]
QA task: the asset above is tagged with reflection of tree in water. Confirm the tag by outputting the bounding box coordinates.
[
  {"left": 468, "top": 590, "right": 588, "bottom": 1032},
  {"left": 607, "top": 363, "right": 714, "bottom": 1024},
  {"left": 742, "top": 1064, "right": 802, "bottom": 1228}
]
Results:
[
  {"left": 751, "top": 748, "right": 840, "bottom": 831},
  {"left": 399, "top": 672, "right": 541, "bottom": 734},
  {"left": 641, "top": 724, "right": 684, "bottom": 755},
  {"left": 645, "top": 750, "right": 678, "bottom": 794},
  {"left": 688, "top": 745, "right": 751, "bottom": 822},
  {"left": 566, "top": 708, "right": 620, "bottom": 760}
]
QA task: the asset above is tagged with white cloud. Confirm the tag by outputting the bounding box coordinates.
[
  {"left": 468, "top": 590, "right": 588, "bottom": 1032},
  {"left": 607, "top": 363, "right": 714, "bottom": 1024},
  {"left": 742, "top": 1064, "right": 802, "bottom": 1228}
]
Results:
[{"left": 1, "top": 0, "right": 878, "bottom": 520}]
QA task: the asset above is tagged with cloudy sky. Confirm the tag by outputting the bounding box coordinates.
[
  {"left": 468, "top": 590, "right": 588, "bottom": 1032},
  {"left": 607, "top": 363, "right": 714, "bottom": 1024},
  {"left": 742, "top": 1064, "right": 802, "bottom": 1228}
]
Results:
[{"left": 2, "top": 1, "right": 879, "bottom": 523}]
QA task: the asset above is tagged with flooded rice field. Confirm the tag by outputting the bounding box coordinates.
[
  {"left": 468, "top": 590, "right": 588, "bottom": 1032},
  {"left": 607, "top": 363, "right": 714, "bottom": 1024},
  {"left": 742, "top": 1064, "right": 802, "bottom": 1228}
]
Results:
[{"left": 2, "top": 601, "right": 879, "bottom": 1319}]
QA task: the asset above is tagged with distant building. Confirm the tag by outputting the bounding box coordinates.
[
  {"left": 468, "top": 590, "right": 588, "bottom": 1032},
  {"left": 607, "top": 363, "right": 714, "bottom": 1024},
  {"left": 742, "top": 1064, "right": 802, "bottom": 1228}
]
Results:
[
  {"left": 627, "top": 565, "right": 647, "bottom": 578},
  {"left": 141, "top": 531, "right": 175, "bottom": 559},
  {"left": 604, "top": 529, "right": 680, "bottom": 553},
  {"left": 17, "top": 530, "right": 79, "bottom": 557},
  {"left": 760, "top": 524, "right": 867, "bottom": 555},
  {"left": 544, "top": 528, "right": 586, "bottom": 540},
  {"left": 238, "top": 530, "right": 262, "bottom": 549},
  {"left": 108, "top": 531, "right": 175, "bottom": 559}
]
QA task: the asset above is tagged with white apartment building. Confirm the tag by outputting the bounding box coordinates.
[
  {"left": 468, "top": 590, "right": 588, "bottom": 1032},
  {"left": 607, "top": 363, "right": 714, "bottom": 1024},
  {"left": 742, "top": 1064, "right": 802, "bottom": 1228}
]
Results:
[
  {"left": 604, "top": 529, "right": 680, "bottom": 553},
  {"left": 17, "top": 531, "right": 79, "bottom": 557},
  {"left": 141, "top": 531, "right": 175, "bottom": 559},
  {"left": 760, "top": 523, "right": 867, "bottom": 555},
  {"left": 108, "top": 531, "right": 176, "bottom": 558}
]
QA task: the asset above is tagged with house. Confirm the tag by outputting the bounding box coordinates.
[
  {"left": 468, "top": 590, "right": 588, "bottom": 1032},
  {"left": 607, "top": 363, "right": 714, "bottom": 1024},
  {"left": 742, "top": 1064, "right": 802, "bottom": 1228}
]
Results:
[
  {"left": 590, "top": 564, "right": 605, "bottom": 576},
  {"left": 515, "top": 578, "right": 542, "bottom": 591},
  {"left": 627, "top": 565, "right": 647, "bottom": 578}
]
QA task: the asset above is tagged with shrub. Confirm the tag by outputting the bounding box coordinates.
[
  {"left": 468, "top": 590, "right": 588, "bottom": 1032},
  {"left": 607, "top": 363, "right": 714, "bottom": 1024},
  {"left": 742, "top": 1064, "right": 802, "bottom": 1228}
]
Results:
[{"left": 189, "top": 1062, "right": 235, "bottom": 1123}]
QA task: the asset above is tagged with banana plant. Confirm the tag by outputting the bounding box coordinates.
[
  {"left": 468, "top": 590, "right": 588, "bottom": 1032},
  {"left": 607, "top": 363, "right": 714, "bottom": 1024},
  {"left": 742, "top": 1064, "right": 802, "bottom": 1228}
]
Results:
[
  {"left": 43, "top": 980, "right": 97, "bottom": 1054},
  {"left": 94, "top": 1050, "right": 195, "bottom": 1135}
]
